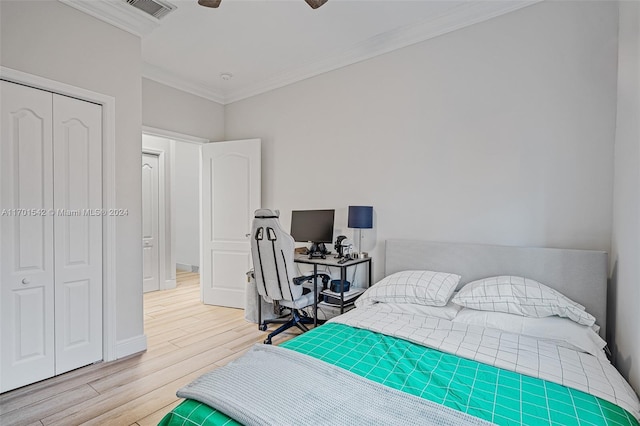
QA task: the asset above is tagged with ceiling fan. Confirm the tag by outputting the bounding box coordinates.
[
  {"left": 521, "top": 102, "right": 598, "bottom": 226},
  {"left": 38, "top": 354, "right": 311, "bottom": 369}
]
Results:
[{"left": 198, "top": 0, "right": 328, "bottom": 9}]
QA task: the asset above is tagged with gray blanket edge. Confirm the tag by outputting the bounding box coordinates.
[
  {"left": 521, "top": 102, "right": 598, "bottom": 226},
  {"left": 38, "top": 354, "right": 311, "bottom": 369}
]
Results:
[{"left": 177, "top": 344, "right": 494, "bottom": 426}]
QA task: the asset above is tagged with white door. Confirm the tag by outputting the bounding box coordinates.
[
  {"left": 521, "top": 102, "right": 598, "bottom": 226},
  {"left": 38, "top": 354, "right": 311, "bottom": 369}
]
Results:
[
  {"left": 201, "top": 139, "right": 260, "bottom": 308},
  {"left": 0, "top": 81, "right": 103, "bottom": 392},
  {"left": 52, "top": 93, "right": 103, "bottom": 375},
  {"left": 0, "top": 81, "right": 56, "bottom": 392},
  {"left": 142, "top": 153, "right": 160, "bottom": 293}
]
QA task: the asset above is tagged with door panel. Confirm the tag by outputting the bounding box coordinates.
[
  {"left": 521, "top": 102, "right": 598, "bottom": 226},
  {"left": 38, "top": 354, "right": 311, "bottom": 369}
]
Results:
[
  {"left": 61, "top": 279, "right": 91, "bottom": 347},
  {"left": 0, "top": 81, "right": 55, "bottom": 392},
  {"left": 201, "top": 139, "right": 260, "bottom": 308},
  {"left": 53, "top": 94, "right": 102, "bottom": 375},
  {"left": 142, "top": 153, "right": 160, "bottom": 292}
]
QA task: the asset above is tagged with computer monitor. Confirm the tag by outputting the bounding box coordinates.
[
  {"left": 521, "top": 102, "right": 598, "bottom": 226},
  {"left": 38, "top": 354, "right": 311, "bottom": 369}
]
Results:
[{"left": 290, "top": 209, "right": 335, "bottom": 258}]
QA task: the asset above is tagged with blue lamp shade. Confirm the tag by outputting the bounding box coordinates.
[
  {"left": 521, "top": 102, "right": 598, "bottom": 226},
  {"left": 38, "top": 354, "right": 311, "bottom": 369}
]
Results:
[{"left": 348, "top": 206, "right": 373, "bottom": 229}]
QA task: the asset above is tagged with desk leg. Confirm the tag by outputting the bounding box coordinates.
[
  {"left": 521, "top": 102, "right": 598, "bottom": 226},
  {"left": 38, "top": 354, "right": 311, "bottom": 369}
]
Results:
[
  {"left": 313, "top": 264, "right": 318, "bottom": 327},
  {"left": 368, "top": 259, "right": 372, "bottom": 287},
  {"left": 257, "top": 293, "right": 262, "bottom": 330},
  {"left": 340, "top": 266, "right": 345, "bottom": 314}
]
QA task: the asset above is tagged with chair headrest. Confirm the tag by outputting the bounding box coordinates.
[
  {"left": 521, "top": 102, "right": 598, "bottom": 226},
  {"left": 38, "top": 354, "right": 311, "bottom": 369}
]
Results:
[{"left": 254, "top": 209, "right": 280, "bottom": 219}]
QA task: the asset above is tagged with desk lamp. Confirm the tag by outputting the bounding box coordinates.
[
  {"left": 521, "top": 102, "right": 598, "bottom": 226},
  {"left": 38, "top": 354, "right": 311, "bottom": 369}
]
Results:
[{"left": 348, "top": 206, "right": 373, "bottom": 258}]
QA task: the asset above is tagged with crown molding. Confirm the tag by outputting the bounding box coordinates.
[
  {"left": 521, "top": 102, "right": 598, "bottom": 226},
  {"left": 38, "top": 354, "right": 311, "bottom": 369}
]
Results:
[
  {"left": 74, "top": 0, "right": 541, "bottom": 105},
  {"left": 142, "top": 62, "right": 227, "bottom": 105},
  {"left": 59, "top": 0, "right": 162, "bottom": 37},
  {"left": 224, "top": 0, "right": 541, "bottom": 104}
]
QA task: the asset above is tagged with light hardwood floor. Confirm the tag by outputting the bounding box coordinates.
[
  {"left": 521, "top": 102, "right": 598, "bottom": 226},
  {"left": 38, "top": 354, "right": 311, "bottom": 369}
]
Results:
[{"left": 0, "top": 271, "right": 300, "bottom": 425}]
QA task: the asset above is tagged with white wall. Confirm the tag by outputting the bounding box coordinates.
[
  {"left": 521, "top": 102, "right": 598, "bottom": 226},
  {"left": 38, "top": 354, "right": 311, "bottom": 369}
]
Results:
[
  {"left": 174, "top": 141, "right": 201, "bottom": 269},
  {"left": 143, "top": 78, "right": 225, "bottom": 141},
  {"left": 225, "top": 1, "right": 619, "bottom": 285},
  {"left": 610, "top": 0, "right": 640, "bottom": 392},
  {"left": 0, "top": 1, "right": 144, "bottom": 350}
]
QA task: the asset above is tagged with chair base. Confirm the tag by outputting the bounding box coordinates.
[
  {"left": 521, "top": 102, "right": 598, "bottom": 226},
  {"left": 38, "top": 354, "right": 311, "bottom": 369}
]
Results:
[{"left": 262, "top": 309, "right": 314, "bottom": 344}]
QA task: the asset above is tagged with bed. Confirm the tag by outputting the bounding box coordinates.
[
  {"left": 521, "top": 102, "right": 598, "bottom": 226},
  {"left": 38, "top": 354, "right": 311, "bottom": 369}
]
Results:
[{"left": 159, "top": 240, "right": 640, "bottom": 426}]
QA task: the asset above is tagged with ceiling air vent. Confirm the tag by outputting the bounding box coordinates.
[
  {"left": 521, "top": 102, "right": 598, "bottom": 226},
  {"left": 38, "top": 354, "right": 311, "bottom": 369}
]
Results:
[{"left": 124, "top": 0, "right": 176, "bottom": 19}]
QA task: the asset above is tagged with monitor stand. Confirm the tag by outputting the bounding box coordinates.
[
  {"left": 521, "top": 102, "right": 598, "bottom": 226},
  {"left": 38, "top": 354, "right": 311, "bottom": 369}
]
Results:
[{"left": 308, "top": 242, "right": 328, "bottom": 259}]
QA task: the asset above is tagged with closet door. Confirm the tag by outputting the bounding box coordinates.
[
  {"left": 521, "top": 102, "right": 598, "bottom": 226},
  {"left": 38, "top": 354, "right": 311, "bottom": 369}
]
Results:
[
  {"left": 0, "top": 81, "right": 56, "bottom": 392},
  {"left": 52, "top": 94, "right": 103, "bottom": 374}
]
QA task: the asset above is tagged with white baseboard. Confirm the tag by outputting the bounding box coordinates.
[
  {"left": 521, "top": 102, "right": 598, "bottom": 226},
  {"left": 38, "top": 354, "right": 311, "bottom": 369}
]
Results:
[
  {"left": 115, "top": 334, "right": 148, "bottom": 359},
  {"left": 177, "top": 263, "right": 199, "bottom": 273},
  {"left": 163, "top": 278, "right": 177, "bottom": 290}
]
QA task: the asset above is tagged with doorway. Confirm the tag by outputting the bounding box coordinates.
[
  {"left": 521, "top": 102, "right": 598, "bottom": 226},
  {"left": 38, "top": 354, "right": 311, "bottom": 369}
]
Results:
[
  {"left": 141, "top": 129, "right": 261, "bottom": 309},
  {"left": 141, "top": 130, "right": 207, "bottom": 294}
]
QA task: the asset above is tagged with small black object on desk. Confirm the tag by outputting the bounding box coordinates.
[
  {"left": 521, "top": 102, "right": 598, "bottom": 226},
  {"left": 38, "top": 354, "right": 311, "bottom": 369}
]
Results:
[{"left": 308, "top": 242, "right": 330, "bottom": 259}]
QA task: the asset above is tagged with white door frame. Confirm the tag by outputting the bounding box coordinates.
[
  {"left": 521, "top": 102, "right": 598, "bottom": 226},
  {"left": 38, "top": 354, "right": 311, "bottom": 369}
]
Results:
[
  {"left": 142, "top": 126, "right": 208, "bottom": 287},
  {"left": 141, "top": 148, "right": 168, "bottom": 290},
  {"left": 0, "top": 66, "right": 118, "bottom": 361}
]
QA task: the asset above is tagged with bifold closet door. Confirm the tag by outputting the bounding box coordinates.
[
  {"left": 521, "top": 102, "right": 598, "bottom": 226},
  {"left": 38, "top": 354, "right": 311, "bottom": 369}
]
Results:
[
  {"left": 52, "top": 94, "right": 102, "bottom": 375},
  {"left": 0, "top": 81, "right": 56, "bottom": 391},
  {"left": 0, "top": 81, "right": 103, "bottom": 392}
]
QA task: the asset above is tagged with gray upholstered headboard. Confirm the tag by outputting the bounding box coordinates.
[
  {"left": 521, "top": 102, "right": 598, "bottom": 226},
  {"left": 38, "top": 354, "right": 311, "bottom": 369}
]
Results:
[{"left": 385, "top": 240, "right": 608, "bottom": 336}]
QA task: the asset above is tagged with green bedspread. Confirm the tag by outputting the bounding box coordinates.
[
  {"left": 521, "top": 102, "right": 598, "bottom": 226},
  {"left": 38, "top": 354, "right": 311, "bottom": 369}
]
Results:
[{"left": 159, "top": 323, "right": 639, "bottom": 426}]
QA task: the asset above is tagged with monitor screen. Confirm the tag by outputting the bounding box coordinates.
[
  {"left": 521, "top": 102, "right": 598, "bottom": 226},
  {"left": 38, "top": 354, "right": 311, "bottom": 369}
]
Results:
[{"left": 290, "top": 209, "right": 335, "bottom": 243}]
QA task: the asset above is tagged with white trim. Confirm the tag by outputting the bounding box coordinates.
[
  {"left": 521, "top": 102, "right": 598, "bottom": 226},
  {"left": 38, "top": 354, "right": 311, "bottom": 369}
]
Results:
[
  {"left": 177, "top": 263, "right": 199, "bottom": 273},
  {"left": 0, "top": 66, "right": 122, "bottom": 362},
  {"left": 115, "top": 334, "right": 148, "bottom": 359},
  {"left": 59, "top": 0, "right": 164, "bottom": 38},
  {"left": 142, "top": 125, "right": 210, "bottom": 145},
  {"left": 142, "top": 63, "right": 226, "bottom": 105},
  {"left": 140, "top": 0, "right": 540, "bottom": 105}
]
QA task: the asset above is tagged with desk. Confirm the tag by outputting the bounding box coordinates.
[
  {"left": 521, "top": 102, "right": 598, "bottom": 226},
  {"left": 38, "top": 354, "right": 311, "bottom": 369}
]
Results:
[{"left": 294, "top": 254, "right": 372, "bottom": 326}]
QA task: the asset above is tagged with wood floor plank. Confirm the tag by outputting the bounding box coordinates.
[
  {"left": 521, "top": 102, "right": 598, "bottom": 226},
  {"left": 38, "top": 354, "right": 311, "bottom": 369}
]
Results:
[
  {"left": 0, "top": 341, "right": 177, "bottom": 414},
  {"left": 0, "top": 271, "right": 282, "bottom": 425},
  {"left": 82, "top": 363, "right": 218, "bottom": 426},
  {"left": 42, "top": 346, "right": 234, "bottom": 425},
  {"left": 0, "top": 385, "right": 99, "bottom": 426}
]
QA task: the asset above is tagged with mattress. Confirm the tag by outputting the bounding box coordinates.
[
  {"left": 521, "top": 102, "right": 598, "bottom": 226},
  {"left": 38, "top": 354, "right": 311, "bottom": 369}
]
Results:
[{"left": 159, "top": 322, "right": 639, "bottom": 426}]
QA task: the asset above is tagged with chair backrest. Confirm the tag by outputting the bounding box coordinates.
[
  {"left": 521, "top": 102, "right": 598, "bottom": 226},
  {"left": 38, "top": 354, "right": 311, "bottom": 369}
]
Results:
[{"left": 250, "top": 209, "right": 302, "bottom": 303}]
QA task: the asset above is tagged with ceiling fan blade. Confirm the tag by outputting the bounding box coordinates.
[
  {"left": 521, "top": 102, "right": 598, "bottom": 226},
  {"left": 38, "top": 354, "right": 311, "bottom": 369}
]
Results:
[
  {"left": 305, "top": 0, "right": 328, "bottom": 9},
  {"left": 198, "top": 0, "right": 222, "bottom": 8}
]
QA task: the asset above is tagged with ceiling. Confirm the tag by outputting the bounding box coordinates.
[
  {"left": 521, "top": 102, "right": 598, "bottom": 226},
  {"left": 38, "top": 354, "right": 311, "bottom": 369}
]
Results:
[{"left": 64, "top": 0, "right": 538, "bottom": 104}]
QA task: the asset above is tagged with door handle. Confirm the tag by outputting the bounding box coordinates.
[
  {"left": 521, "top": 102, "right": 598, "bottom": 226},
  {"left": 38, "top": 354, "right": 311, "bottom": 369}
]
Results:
[
  {"left": 21, "top": 278, "right": 29, "bottom": 285},
  {"left": 245, "top": 233, "right": 251, "bottom": 238}
]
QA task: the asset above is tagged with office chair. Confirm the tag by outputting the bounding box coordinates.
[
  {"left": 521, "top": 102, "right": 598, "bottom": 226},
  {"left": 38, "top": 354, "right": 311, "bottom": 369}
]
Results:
[{"left": 251, "top": 209, "right": 329, "bottom": 344}]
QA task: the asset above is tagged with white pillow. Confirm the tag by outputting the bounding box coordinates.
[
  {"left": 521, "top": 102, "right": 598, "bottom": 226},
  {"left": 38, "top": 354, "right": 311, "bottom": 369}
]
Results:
[
  {"left": 368, "top": 301, "right": 462, "bottom": 320},
  {"left": 452, "top": 276, "right": 595, "bottom": 326},
  {"left": 355, "top": 270, "right": 461, "bottom": 308},
  {"left": 452, "top": 308, "right": 607, "bottom": 360}
]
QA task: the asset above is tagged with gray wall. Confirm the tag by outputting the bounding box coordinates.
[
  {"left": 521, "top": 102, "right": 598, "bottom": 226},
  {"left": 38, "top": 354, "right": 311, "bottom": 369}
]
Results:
[
  {"left": 225, "top": 1, "right": 619, "bottom": 285},
  {"left": 174, "top": 141, "right": 201, "bottom": 269},
  {"left": 0, "top": 1, "right": 143, "bottom": 345},
  {"left": 143, "top": 78, "right": 225, "bottom": 141},
  {"left": 142, "top": 78, "right": 225, "bottom": 272},
  {"left": 610, "top": 0, "right": 640, "bottom": 392}
]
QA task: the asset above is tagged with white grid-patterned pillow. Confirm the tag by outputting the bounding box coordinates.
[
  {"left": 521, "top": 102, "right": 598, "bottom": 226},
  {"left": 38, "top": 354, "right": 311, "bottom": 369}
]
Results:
[
  {"left": 355, "top": 270, "right": 461, "bottom": 308},
  {"left": 452, "top": 276, "right": 595, "bottom": 326}
]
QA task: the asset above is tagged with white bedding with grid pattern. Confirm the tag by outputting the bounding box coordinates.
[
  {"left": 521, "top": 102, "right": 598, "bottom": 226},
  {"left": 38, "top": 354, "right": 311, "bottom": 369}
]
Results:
[{"left": 330, "top": 304, "right": 640, "bottom": 420}]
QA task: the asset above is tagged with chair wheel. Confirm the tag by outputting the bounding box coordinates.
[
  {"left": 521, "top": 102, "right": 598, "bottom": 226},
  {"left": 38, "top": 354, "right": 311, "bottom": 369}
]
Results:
[
  {"left": 264, "top": 338, "right": 272, "bottom": 344},
  {"left": 259, "top": 323, "right": 267, "bottom": 331}
]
